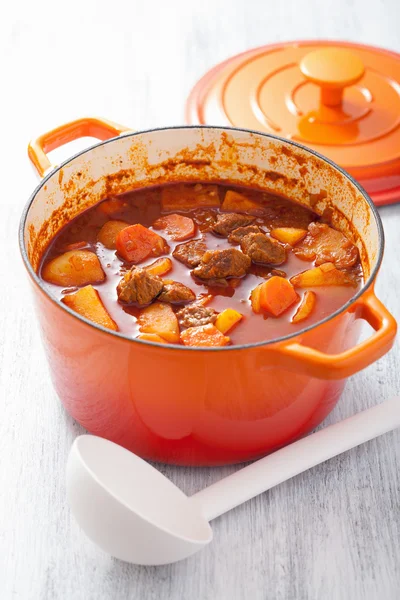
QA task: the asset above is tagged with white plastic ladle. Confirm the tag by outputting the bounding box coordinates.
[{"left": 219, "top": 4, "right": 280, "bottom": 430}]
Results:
[{"left": 67, "top": 397, "right": 400, "bottom": 565}]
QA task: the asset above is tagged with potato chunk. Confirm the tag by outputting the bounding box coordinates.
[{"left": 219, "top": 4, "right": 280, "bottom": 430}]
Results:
[
  {"left": 62, "top": 285, "right": 118, "bottom": 331},
  {"left": 291, "top": 291, "right": 317, "bottom": 323},
  {"left": 97, "top": 220, "right": 129, "bottom": 249},
  {"left": 250, "top": 285, "right": 263, "bottom": 315},
  {"left": 145, "top": 257, "right": 173, "bottom": 277},
  {"left": 161, "top": 184, "right": 220, "bottom": 211},
  {"left": 271, "top": 227, "right": 307, "bottom": 246},
  {"left": 221, "top": 190, "right": 262, "bottom": 213},
  {"left": 180, "top": 324, "right": 230, "bottom": 347},
  {"left": 290, "top": 263, "right": 356, "bottom": 287},
  {"left": 137, "top": 302, "right": 180, "bottom": 343},
  {"left": 42, "top": 250, "right": 105, "bottom": 287},
  {"left": 137, "top": 333, "right": 168, "bottom": 344},
  {"left": 215, "top": 308, "right": 243, "bottom": 334}
]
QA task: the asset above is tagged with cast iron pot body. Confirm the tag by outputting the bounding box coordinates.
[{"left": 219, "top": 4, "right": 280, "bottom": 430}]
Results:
[{"left": 20, "top": 119, "right": 396, "bottom": 465}]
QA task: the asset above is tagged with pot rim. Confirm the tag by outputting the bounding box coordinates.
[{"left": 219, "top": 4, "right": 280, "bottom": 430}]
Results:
[{"left": 19, "top": 125, "right": 384, "bottom": 352}]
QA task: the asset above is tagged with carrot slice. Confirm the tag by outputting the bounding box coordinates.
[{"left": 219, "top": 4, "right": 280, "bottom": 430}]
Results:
[
  {"left": 116, "top": 224, "right": 169, "bottom": 263},
  {"left": 180, "top": 324, "right": 230, "bottom": 347},
  {"left": 256, "top": 276, "right": 299, "bottom": 316},
  {"left": 62, "top": 285, "right": 118, "bottom": 331},
  {"left": 153, "top": 213, "right": 196, "bottom": 241},
  {"left": 291, "top": 291, "right": 316, "bottom": 324}
]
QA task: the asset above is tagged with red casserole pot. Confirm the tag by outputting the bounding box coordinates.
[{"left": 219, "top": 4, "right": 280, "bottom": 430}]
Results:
[{"left": 20, "top": 118, "right": 397, "bottom": 465}]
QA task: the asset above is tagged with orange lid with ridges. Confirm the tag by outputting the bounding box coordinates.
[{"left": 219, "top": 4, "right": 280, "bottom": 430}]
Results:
[{"left": 186, "top": 41, "right": 400, "bottom": 206}]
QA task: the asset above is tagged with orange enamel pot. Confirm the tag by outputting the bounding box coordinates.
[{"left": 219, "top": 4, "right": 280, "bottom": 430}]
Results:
[{"left": 20, "top": 118, "right": 397, "bottom": 465}]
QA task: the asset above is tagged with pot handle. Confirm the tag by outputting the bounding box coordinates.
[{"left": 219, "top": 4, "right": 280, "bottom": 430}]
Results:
[
  {"left": 28, "top": 117, "right": 132, "bottom": 177},
  {"left": 273, "top": 290, "right": 397, "bottom": 380}
]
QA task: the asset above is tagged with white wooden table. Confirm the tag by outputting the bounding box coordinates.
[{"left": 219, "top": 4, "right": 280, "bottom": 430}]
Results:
[{"left": 1, "top": 1, "right": 399, "bottom": 598}]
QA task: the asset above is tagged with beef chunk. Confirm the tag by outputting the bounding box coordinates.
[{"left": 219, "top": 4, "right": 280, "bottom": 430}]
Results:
[
  {"left": 228, "top": 225, "right": 262, "bottom": 244},
  {"left": 240, "top": 233, "right": 286, "bottom": 265},
  {"left": 249, "top": 263, "right": 272, "bottom": 278},
  {"left": 117, "top": 267, "right": 163, "bottom": 305},
  {"left": 261, "top": 198, "right": 316, "bottom": 229},
  {"left": 192, "top": 209, "right": 218, "bottom": 232},
  {"left": 294, "top": 222, "right": 359, "bottom": 269},
  {"left": 177, "top": 304, "right": 218, "bottom": 328},
  {"left": 172, "top": 238, "right": 207, "bottom": 268},
  {"left": 202, "top": 278, "right": 231, "bottom": 288},
  {"left": 211, "top": 213, "right": 255, "bottom": 237},
  {"left": 158, "top": 281, "right": 196, "bottom": 304},
  {"left": 193, "top": 248, "right": 251, "bottom": 280}
]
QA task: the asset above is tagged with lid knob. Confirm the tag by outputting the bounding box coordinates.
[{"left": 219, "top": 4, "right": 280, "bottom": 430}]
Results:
[{"left": 300, "top": 48, "right": 365, "bottom": 107}]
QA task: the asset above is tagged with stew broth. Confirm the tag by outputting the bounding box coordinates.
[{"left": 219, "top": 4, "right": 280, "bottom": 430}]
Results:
[{"left": 40, "top": 183, "right": 363, "bottom": 346}]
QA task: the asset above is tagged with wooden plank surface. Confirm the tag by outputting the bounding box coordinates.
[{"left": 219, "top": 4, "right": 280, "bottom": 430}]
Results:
[{"left": 0, "top": 1, "right": 399, "bottom": 598}]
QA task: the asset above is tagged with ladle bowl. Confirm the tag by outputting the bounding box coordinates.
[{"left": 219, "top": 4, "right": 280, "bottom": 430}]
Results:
[{"left": 67, "top": 398, "right": 400, "bottom": 565}]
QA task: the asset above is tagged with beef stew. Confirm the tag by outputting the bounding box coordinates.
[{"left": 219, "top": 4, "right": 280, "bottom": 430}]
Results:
[{"left": 40, "top": 183, "right": 362, "bottom": 346}]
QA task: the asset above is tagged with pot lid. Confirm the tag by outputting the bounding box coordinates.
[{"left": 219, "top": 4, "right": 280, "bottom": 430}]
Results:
[{"left": 186, "top": 41, "right": 400, "bottom": 206}]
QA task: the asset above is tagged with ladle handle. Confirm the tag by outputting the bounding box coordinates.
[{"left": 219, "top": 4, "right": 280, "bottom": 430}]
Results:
[{"left": 192, "top": 397, "right": 400, "bottom": 522}]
